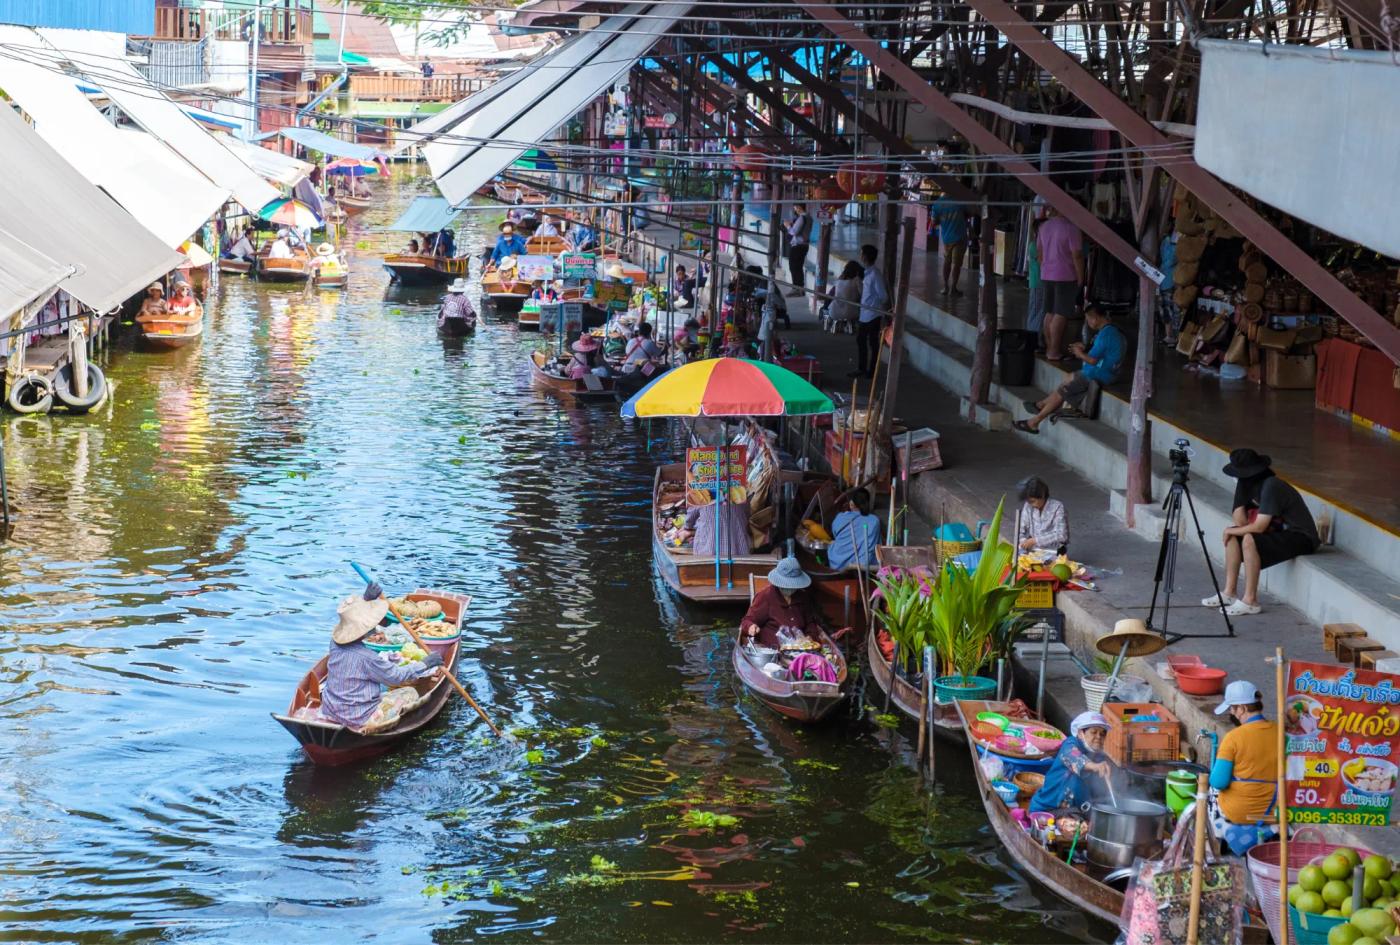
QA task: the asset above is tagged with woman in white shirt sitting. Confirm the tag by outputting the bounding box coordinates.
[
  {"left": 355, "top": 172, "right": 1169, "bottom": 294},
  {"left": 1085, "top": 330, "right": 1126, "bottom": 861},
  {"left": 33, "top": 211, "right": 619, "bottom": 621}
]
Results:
[
  {"left": 1016, "top": 476, "right": 1069, "bottom": 555},
  {"left": 830, "top": 260, "right": 864, "bottom": 326}
]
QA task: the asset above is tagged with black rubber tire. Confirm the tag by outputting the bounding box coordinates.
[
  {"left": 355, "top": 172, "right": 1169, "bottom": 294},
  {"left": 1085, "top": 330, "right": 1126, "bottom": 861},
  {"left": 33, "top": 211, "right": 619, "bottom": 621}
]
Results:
[
  {"left": 8, "top": 373, "right": 53, "bottom": 414},
  {"left": 52, "top": 363, "right": 107, "bottom": 413}
]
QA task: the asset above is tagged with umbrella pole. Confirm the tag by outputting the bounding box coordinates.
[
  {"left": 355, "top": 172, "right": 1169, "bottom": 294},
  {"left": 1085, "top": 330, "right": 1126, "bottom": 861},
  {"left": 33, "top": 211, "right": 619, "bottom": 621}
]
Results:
[{"left": 714, "top": 425, "right": 723, "bottom": 589}]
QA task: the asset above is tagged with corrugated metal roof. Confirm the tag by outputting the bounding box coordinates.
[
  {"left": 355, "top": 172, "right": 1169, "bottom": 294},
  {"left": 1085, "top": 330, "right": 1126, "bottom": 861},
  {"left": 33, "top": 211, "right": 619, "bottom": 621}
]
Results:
[
  {"left": 424, "top": 1, "right": 693, "bottom": 206},
  {"left": 0, "top": 225, "right": 72, "bottom": 322},
  {"left": 0, "top": 102, "right": 182, "bottom": 312},
  {"left": 386, "top": 196, "right": 461, "bottom": 233},
  {"left": 0, "top": 25, "right": 230, "bottom": 247},
  {"left": 36, "top": 28, "right": 279, "bottom": 214},
  {"left": 0, "top": 0, "right": 152, "bottom": 34}
]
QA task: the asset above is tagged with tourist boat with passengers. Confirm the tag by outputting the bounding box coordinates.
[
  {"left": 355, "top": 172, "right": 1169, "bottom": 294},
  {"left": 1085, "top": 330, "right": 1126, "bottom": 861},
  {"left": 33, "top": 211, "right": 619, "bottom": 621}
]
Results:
[
  {"left": 256, "top": 245, "right": 313, "bottom": 283},
  {"left": 271, "top": 589, "right": 469, "bottom": 765},
  {"left": 138, "top": 301, "right": 205, "bottom": 350},
  {"left": 383, "top": 253, "right": 468, "bottom": 287}
]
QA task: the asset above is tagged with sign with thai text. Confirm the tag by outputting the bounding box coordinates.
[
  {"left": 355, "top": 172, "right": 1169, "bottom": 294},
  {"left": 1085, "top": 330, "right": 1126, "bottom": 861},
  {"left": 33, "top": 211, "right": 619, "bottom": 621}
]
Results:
[
  {"left": 560, "top": 253, "right": 595, "bottom": 278},
  {"left": 1285, "top": 661, "right": 1400, "bottom": 827},
  {"left": 684, "top": 446, "right": 747, "bottom": 506},
  {"left": 590, "top": 280, "right": 630, "bottom": 306}
]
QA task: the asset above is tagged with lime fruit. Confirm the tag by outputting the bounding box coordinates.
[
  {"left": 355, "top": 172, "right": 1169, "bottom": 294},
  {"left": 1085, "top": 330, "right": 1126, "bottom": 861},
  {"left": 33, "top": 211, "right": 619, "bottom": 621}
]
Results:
[
  {"left": 1290, "top": 884, "right": 1305, "bottom": 907},
  {"left": 1363, "top": 855, "right": 1393, "bottom": 881},
  {"left": 1363, "top": 876, "right": 1381, "bottom": 900},
  {"left": 1298, "top": 891, "right": 1328, "bottom": 914},
  {"left": 1338, "top": 848, "right": 1363, "bottom": 869},
  {"left": 1324, "top": 853, "right": 1355, "bottom": 881},
  {"left": 1341, "top": 896, "right": 1357, "bottom": 917},
  {"left": 1050, "top": 563, "right": 1073, "bottom": 582},
  {"left": 1324, "top": 880, "right": 1352, "bottom": 908},
  {"left": 1328, "top": 923, "right": 1362, "bottom": 945}
]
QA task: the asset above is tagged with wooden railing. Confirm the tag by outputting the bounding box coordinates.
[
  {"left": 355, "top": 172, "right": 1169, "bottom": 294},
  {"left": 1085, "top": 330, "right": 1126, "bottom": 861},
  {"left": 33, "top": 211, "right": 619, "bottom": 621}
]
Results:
[
  {"left": 147, "top": 6, "right": 312, "bottom": 45},
  {"left": 349, "top": 74, "right": 490, "bottom": 102}
]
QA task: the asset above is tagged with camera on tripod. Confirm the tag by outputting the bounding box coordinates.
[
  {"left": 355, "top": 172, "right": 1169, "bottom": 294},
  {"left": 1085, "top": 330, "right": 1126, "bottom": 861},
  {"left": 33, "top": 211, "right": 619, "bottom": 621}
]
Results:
[{"left": 1168, "top": 437, "right": 1192, "bottom": 484}]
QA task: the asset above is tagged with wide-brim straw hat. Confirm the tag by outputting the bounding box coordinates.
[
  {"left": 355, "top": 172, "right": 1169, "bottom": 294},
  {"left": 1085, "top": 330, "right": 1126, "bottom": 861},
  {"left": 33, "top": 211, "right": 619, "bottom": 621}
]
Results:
[
  {"left": 571, "top": 336, "right": 600, "bottom": 353},
  {"left": 446, "top": 278, "right": 469, "bottom": 294},
  {"left": 767, "top": 556, "right": 811, "bottom": 590},
  {"left": 1094, "top": 618, "right": 1165, "bottom": 658},
  {"left": 606, "top": 263, "right": 627, "bottom": 280},
  {"left": 499, "top": 255, "right": 518, "bottom": 270},
  {"left": 332, "top": 594, "right": 389, "bottom": 645},
  {"left": 315, "top": 243, "right": 335, "bottom": 256}
]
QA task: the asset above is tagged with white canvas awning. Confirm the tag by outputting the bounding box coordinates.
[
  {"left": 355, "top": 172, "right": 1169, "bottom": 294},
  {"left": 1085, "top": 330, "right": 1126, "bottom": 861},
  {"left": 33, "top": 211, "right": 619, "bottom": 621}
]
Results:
[
  {"left": 0, "top": 26, "right": 231, "bottom": 247},
  {"left": 224, "top": 136, "right": 313, "bottom": 187},
  {"left": 423, "top": 1, "right": 693, "bottom": 207},
  {"left": 0, "top": 226, "right": 74, "bottom": 323},
  {"left": 0, "top": 102, "right": 182, "bottom": 312},
  {"left": 280, "top": 126, "right": 385, "bottom": 161},
  {"left": 1195, "top": 39, "right": 1400, "bottom": 260},
  {"left": 32, "top": 27, "right": 279, "bottom": 214}
]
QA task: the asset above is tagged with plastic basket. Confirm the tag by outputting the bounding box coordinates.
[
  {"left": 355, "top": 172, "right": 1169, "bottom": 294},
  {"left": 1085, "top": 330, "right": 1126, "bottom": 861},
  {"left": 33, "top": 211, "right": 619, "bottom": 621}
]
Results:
[
  {"left": 1080, "top": 673, "right": 1145, "bottom": 712},
  {"left": 1288, "top": 905, "right": 1347, "bottom": 945},
  {"left": 1246, "top": 835, "right": 1377, "bottom": 945},
  {"left": 1015, "top": 580, "right": 1055, "bottom": 609}
]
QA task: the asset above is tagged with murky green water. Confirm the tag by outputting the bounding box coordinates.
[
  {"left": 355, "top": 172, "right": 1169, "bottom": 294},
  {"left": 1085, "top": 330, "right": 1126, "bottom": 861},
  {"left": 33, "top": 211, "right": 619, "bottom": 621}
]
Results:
[{"left": 0, "top": 171, "right": 1106, "bottom": 943}]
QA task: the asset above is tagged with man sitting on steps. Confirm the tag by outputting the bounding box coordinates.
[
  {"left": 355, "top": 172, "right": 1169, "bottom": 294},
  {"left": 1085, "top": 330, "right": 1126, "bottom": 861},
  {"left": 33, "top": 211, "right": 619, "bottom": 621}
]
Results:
[{"left": 1014, "top": 304, "right": 1124, "bottom": 434}]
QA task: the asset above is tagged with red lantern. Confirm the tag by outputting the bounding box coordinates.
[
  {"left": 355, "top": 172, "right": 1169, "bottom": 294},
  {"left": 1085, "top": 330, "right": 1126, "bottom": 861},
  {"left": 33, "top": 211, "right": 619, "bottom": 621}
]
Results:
[
  {"left": 812, "top": 177, "right": 852, "bottom": 211},
  {"left": 836, "top": 161, "right": 886, "bottom": 196},
  {"left": 731, "top": 143, "right": 771, "bottom": 176}
]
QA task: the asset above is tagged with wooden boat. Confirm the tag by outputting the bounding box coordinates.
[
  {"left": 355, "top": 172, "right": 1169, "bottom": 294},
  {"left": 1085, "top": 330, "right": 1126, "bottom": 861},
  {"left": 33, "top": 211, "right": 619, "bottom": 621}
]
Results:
[
  {"left": 272, "top": 589, "right": 469, "bottom": 765},
  {"left": 480, "top": 264, "right": 530, "bottom": 310},
  {"left": 732, "top": 623, "right": 848, "bottom": 723},
  {"left": 519, "top": 300, "right": 541, "bottom": 330},
  {"left": 138, "top": 303, "right": 204, "bottom": 349},
  {"left": 651, "top": 463, "right": 846, "bottom": 606},
  {"left": 439, "top": 315, "right": 475, "bottom": 337},
  {"left": 519, "top": 187, "right": 547, "bottom": 206},
  {"left": 258, "top": 251, "right": 312, "bottom": 283},
  {"left": 383, "top": 253, "right": 467, "bottom": 287},
  {"left": 218, "top": 257, "right": 252, "bottom": 275},
  {"left": 865, "top": 630, "right": 966, "bottom": 741},
  {"left": 313, "top": 254, "right": 348, "bottom": 289},
  {"left": 336, "top": 193, "right": 372, "bottom": 215},
  {"left": 525, "top": 234, "right": 567, "bottom": 255},
  {"left": 493, "top": 180, "right": 522, "bottom": 204},
  {"left": 528, "top": 349, "right": 616, "bottom": 402}
]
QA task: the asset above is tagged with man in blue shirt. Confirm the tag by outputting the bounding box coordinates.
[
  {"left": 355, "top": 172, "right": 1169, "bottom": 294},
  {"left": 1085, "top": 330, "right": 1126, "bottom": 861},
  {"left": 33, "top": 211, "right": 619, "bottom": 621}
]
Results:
[
  {"left": 1015, "top": 305, "right": 1125, "bottom": 434},
  {"left": 930, "top": 196, "right": 969, "bottom": 297},
  {"left": 827, "top": 488, "right": 882, "bottom": 570},
  {"left": 489, "top": 221, "right": 527, "bottom": 266},
  {"left": 852, "top": 244, "right": 889, "bottom": 378}
]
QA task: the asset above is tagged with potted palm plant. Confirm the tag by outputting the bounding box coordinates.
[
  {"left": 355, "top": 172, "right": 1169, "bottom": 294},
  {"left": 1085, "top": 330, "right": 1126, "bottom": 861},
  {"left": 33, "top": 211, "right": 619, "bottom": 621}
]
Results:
[
  {"left": 924, "top": 498, "right": 1027, "bottom": 702},
  {"left": 871, "top": 566, "right": 934, "bottom": 673}
]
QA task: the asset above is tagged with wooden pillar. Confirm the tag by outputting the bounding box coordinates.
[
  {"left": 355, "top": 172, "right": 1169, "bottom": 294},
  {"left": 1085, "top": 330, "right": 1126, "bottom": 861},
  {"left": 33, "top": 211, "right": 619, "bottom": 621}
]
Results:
[
  {"left": 968, "top": 198, "right": 997, "bottom": 407},
  {"left": 1126, "top": 203, "right": 1163, "bottom": 523},
  {"left": 881, "top": 187, "right": 900, "bottom": 290},
  {"left": 880, "top": 217, "right": 917, "bottom": 438}
]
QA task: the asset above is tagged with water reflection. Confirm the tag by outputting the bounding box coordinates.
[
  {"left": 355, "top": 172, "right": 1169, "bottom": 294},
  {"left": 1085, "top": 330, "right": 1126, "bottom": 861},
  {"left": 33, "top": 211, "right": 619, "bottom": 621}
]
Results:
[{"left": 0, "top": 170, "right": 1105, "bottom": 944}]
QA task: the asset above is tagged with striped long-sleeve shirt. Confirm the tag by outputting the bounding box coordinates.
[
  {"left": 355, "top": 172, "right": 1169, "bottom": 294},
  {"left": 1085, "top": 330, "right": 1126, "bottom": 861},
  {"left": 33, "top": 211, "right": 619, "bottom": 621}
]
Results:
[
  {"left": 1018, "top": 498, "right": 1069, "bottom": 552},
  {"left": 322, "top": 642, "right": 434, "bottom": 729}
]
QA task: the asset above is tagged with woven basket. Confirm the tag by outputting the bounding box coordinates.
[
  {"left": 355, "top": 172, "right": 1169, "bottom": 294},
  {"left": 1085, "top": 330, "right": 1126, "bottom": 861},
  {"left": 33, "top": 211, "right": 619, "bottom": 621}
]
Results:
[
  {"left": 1174, "top": 285, "right": 1199, "bottom": 308},
  {"left": 1245, "top": 262, "right": 1269, "bottom": 283},
  {"left": 1174, "top": 260, "right": 1199, "bottom": 285},
  {"left": 935, "top": 537, "right": 982, "bottom": 564},
  {"left": 1243, "top": 283, "right": 1265, "bottom": 304}
]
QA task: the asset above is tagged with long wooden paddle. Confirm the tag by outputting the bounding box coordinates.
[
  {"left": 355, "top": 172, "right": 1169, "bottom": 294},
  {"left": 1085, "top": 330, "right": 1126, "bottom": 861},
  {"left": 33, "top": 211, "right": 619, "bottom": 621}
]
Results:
[{"left": 350, "top": 562, "right": 505, "bottom": 739}]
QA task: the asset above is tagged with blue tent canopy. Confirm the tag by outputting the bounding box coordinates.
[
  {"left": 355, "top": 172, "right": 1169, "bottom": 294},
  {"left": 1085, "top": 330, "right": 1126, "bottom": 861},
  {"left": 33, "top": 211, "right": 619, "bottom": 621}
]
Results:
[{"left": 386, "top": 196, "right": 461, "bottom": 233}]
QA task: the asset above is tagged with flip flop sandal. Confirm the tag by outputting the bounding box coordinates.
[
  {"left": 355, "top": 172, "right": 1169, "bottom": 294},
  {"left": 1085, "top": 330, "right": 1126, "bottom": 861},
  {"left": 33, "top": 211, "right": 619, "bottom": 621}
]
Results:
[{"left": 1012, "top": 420, "right": 1039, "bottom": 435}]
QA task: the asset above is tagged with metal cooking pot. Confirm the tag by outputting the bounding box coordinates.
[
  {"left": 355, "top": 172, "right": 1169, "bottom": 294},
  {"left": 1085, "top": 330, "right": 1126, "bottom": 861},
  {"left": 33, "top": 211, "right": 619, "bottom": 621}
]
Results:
[
  {"left": 1085, "top": 835, "right": 1143, "bottom": 869},
  {"left": 1086, "top": 806, "right": 1164, "bottom": 851}
]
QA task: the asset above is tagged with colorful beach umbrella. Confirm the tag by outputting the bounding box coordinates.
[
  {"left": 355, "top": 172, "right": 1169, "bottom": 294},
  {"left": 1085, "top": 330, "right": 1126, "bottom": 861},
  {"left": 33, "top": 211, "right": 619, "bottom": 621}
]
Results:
[
  {"left": 258, "top": 197, "right": 323, "bottom": 229},
  {"left": 326, "top": 157, "right": 381, "bottom": 177},
  {"left": 619, "top": 357, "right": 833, "bottom": 419}
]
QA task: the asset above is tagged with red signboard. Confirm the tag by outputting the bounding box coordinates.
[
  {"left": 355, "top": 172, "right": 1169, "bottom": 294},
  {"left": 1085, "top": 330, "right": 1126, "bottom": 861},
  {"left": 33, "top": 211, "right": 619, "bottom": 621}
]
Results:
[
  {"left": 643, "top": 115, "right": 670, "bottom": 129},
  {"left": 1285, "top": 661, "right": 1400, "bottom": 827}
]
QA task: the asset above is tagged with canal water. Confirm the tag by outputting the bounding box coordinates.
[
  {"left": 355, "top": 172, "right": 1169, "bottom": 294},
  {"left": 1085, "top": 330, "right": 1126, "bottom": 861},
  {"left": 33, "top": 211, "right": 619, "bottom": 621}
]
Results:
[{"left": 0, "top": 171, "right": 1105, "bottom": 943}]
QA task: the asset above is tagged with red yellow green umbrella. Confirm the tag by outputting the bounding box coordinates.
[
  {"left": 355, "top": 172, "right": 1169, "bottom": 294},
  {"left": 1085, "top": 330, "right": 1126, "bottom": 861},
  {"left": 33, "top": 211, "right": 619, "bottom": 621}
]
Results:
[{"left": 620, "top": 357, "right": 833, "bottom": 418}]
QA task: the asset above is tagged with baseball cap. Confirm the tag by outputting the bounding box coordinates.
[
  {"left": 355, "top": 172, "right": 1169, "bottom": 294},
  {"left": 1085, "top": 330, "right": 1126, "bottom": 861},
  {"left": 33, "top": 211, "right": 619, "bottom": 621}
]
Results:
[{"left": 1215, "top": 679, "right": 1262, "bottom": 715}]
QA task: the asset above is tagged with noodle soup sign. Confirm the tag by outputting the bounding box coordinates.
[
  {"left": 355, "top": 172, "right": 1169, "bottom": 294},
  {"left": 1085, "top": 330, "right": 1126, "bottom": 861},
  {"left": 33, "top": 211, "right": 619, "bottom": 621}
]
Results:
[{"left": 1285, "top": 661, "right": 1400, "bottom": 826}]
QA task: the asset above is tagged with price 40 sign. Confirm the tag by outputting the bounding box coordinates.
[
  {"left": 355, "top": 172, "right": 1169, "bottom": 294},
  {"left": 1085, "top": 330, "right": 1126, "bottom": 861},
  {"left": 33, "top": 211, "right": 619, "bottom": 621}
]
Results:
[{"left": 1285, "top": 662, "right": 1400, "bottom": 827}]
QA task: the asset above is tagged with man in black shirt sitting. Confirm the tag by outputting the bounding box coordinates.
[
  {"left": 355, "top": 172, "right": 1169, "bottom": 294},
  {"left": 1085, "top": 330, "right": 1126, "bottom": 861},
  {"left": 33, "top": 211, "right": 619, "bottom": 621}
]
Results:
[{"left": 1205, "top": 448, "right": 1320, "bottom": 616}]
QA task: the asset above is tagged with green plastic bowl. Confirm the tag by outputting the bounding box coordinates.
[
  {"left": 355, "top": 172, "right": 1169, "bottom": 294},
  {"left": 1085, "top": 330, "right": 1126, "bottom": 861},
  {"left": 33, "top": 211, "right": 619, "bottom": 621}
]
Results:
[{"left": 976, "top": 711, "right": 1011, "bottom": 731}]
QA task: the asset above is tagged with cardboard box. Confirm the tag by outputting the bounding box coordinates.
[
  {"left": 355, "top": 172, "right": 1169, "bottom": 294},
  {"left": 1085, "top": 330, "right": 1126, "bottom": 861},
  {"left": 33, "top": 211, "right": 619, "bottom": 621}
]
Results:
[{"left": 1266, "top": 350, "right": 1316, "bottom": 389}]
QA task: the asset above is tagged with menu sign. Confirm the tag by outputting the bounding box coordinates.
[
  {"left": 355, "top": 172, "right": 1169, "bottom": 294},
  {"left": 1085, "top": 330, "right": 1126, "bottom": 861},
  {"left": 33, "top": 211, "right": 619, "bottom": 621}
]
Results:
[
  {"left": 590, "top": 281, "right": 630, "bottom": 306},
  {"left": 684, "top": 446, "right": 747, "bottom": 506},
  {"left": 560, "top": 253, "right": 595, "bottom": 278},
  {"left": 1285, "top": 661, "right": 1400, "bottom": 827},
  {"left": 514, "top": 255, "right": 556, "bottom": 282}
]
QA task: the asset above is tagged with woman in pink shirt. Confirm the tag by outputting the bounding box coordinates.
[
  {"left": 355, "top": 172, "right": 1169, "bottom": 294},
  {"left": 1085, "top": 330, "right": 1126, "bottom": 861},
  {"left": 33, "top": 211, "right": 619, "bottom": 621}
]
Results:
[{"left": 1035, "top": 207, "right": 1086, "bottom": 360}]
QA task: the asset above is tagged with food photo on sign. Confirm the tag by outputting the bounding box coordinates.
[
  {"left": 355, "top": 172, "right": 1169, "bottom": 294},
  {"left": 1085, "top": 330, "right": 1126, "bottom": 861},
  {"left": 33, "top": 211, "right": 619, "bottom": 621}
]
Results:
[
  {"left": 684, "top": 445, "right": 747, "bottom": 506},
  {"left": 1285, "top": 662, "right": 1400, "bottom": 826}
]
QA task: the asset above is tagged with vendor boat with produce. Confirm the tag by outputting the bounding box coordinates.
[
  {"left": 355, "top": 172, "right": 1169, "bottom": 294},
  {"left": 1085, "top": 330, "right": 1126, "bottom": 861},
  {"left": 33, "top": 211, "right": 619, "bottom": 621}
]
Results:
[
  {"left": 271, "top": 580, "right": 472, "bottom": 765},
  {"left": 731, "top": 557, "right": 851, "bottom": 723}
]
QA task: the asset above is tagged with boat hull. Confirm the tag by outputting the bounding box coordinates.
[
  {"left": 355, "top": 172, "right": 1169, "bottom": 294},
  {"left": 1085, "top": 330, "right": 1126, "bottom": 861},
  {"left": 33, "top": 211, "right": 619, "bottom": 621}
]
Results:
[
  {"left": 337, "top": 195, "right": 372, "bottom": 214},
  {"left": 315, "top": 274, "right": 347, "bottom": 289},
  {"left": 272, "top": 589, "right": 470, "bottom": 765},
  {"left": 142, "top": 329, "right": 203, "bottom": 350},
  {"left": 528, "top": 350, "right": 616, "bottom": 402},
  {"left": 865, "top": 631, "right": 966, "bottom": 741},
  {"left": 258, "top": 257, "right": 311, "bottom": 282},
  {"left": 383, "top": 254, "right": 466, "bottom": 287},
  {"left": 732, "top": 631, "right": 847, "bottom": 723},
  {"left": 219, "top": 259, "right": 252, "bottom": 274},
  {"left": 439, "top": 319, "right": 475, "bottom": 337}
]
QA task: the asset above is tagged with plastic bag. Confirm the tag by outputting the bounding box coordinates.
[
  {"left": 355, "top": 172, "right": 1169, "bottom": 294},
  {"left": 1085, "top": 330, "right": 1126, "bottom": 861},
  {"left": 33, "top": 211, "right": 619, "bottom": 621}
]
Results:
[
  {"left": 979, "top": 754, "right": 1006, "bottom": 783},
  {"left": 1120, "top": 809, "right": 1245, "bottom": 945}
]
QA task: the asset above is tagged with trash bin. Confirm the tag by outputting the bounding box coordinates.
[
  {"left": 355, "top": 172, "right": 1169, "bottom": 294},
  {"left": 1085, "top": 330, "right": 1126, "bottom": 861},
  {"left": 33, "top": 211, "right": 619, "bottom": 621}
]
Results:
[{"left": 997, "top": 329, "right": 1037, "bottom": 386}]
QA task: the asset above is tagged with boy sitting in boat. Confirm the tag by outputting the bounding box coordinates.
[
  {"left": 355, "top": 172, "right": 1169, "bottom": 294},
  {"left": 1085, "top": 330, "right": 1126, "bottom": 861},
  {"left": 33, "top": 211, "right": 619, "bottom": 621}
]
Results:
[{"left": 321, "top": 583, "right": 445, "bottom": 732}]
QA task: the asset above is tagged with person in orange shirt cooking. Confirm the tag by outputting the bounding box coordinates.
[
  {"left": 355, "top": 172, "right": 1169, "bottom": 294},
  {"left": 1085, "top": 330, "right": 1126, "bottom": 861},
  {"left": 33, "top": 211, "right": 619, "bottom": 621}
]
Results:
[{"left": 1209, "top": 679, "right": 1280, "bottom": 854}]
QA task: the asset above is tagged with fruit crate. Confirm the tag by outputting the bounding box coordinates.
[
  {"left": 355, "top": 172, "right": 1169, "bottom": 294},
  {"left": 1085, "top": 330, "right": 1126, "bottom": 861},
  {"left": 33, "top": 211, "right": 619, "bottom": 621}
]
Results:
[
  {"left": 894, "top": 427, "right": 943, "bottom": 476},
  {"left": 1014, "top": 579, "right": 1055, "bottom": 609},
  {"left": 1103, "top": 702, "right": 1180, "bottom": 766}
]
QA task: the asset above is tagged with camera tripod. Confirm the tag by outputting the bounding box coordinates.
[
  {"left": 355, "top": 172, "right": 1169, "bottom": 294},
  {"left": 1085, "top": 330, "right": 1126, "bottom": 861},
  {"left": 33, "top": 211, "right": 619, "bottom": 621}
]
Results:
[{"left": 1146, "top": 464, "right": 1236, "bottom": 642}]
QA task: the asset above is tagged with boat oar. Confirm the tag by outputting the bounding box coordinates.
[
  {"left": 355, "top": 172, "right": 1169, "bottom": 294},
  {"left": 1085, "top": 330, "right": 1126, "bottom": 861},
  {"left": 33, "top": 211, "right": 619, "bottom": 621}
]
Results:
[{"left": 350, "top": 561, "right": 506, "bottom": 740}]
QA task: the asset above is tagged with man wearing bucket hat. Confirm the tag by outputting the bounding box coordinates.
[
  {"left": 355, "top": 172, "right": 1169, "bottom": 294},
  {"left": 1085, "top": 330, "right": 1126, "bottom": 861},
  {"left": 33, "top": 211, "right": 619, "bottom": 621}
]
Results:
[
  {"left": 1030, "top": 711, "right": 1119, "bottom": 813},
  {"left": 438, "top": 278, "right": 477, "bottom": 332},
  {"left": 490, "top": 221, "right": 527, "bottom": 266},
  {"left": 1207, "top": 448, "right": 1320, "bottom": 617},
  {"left": 1208, "top": 679, "right": 1279, "bottom": 854},
  {"left": 740, "top": 557, "right": 849, "bottom": 648},
  {"left": 321, "top": 583, "right": 444, "bottom": 731}
]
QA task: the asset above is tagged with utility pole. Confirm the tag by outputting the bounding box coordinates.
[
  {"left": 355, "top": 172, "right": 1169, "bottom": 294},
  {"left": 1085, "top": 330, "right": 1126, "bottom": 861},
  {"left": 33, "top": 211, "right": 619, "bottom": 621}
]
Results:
[{"left": 248, "top": 0, "right": 262, "bottom": 138}]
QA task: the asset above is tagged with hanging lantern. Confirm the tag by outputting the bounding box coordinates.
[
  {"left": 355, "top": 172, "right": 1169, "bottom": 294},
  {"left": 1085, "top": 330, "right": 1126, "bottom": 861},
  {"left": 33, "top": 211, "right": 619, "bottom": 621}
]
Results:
[
  {"left": 730, "top": 143, "right": 771, "bottom": 176},
  {"left": 812, "top": 177, "right": 851, "bottom": 211},
  {"left": 836, "top": 161, "right": 886, "bottom": 196}
]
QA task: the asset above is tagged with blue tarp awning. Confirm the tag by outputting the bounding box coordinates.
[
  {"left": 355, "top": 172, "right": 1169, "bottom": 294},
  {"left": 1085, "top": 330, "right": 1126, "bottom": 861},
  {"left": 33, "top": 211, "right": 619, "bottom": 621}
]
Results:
[
  {"left": 279, "top": 126, "right": 385, "bottom": 161},
  {"left": 386, "top": 196, "right": 461, "bottom": 233}
]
